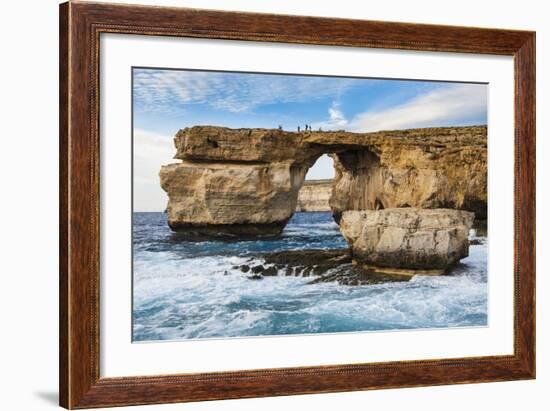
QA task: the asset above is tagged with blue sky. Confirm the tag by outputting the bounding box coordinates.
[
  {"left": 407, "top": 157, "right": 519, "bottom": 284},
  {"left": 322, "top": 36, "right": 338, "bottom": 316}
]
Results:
[{"left": 133, "top": 68, "right": 487, "bottom": 211}]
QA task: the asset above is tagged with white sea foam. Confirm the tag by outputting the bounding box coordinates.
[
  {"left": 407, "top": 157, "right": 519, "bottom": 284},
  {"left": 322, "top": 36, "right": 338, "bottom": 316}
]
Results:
[{"left": 133, "top": 212, "right": 488, "bottom": 341}]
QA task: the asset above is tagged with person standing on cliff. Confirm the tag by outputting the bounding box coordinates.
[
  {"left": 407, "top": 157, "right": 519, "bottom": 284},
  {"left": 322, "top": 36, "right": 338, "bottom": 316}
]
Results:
[{"left": 298, "top": 126, "right": 301, "bottom": 132}]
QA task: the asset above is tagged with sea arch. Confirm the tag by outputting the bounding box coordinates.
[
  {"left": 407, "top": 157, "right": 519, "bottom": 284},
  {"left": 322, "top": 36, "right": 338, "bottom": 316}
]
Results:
[{"left": 160, "top": 125, "right": 487, "bottom": 236}]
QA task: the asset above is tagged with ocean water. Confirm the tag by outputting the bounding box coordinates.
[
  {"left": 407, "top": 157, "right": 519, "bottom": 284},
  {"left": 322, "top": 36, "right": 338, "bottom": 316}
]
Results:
[{"left": 133, "top": 212, "right": 488, "bottom": 341}]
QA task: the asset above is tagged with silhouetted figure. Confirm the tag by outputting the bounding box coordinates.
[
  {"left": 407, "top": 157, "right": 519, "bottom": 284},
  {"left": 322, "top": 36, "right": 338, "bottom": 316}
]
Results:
[
  {"left": 298, "top": 126, "right": 301, "bottom": 132},
  {"left": 278, "top": 125, "right": 282, "bottom": 130}
]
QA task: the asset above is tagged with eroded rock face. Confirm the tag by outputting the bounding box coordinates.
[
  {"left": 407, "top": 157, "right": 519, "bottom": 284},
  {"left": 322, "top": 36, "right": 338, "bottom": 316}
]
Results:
[
  {"left": 160, "top": 125, "right": 486, "bottom": 236},
  {"left": 330, "top": 127, "right": 487, "bottom": 221},
  {"left": 173, "top": 126, "right": 322, "bottom": 165},
  {"left": 160, "top": 160, "right": 308, "bottom": 236},
  {"left": 340, "top": 208, "right": 475, "bottom": 275}
]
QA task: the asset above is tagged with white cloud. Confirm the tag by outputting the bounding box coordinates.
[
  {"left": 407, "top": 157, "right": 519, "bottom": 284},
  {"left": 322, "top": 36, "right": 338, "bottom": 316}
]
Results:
[
  {"left": 311, "top": 101, "right": 349, "bottom": 131},
  {"left": 322, "top": 101, "right": 349, "bottom": 129},
  {"left": 133, "top": 69, "right": 355, "bottom": 114},
  {"left": 312, "top": 84, "right": 486, "bottom": 133},
  {"left": 133, "top": 129, "right": 177, "bottom": 211},
  {"left": 348, "top": 84, "right": 487, "bottom": 132}
]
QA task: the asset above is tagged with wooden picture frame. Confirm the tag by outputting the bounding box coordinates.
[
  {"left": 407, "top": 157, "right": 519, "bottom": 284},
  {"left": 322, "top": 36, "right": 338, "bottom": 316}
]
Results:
[{"left": 59, "top": 1, "right": 535, "bottom": 408}]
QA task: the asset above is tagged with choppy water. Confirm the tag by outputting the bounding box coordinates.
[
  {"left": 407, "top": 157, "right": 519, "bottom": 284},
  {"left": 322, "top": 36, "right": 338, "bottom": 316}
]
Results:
[{"left": 133, "top": 212, "right": 487, "bottom": 341}]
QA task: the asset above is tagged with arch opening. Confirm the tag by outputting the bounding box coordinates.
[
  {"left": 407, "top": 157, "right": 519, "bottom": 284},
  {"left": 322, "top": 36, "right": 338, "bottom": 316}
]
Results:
[
  {"left": 296, "top": 154, "right": 336, "bottom": 213},
  {"left": 304, "top": 153, "right": 335, "bottom": 181}
]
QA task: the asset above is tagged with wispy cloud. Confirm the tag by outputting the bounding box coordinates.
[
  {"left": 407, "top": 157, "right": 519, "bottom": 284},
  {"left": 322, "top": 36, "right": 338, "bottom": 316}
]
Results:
[
  {"left": 313, "top": 84, "right": 486, "bottom": 133},
  {"left": 348, "top": 84, "right": 487, "bottom": 132},
  {"left": 133, "top": 69, "right": 355, "bottom": 114}
]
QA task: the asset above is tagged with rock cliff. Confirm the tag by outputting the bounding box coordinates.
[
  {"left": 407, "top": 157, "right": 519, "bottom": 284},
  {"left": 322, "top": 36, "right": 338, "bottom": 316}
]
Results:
[
  {"left": 160, "top": 125, "right": 486, "bottom": 237},
  {"left": 296, "top": 179, "right": 333, "bottom": 212}
]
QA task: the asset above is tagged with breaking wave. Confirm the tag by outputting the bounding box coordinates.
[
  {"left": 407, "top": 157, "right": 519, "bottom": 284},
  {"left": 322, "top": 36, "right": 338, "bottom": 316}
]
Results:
[{"left": 133, "top": 212, "right": 487, "bottom": 341}]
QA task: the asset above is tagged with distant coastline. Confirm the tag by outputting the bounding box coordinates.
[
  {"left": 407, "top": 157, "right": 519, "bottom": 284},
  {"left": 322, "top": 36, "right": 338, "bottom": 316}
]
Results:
[{"left": 296, "top": 179, "right": 332, "bottom": 212}]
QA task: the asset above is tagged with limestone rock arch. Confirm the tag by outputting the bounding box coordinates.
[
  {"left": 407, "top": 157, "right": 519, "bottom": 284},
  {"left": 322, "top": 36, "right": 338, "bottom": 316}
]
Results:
[{"left": 160, "top": 125, "right": 487, "bottom": 236}]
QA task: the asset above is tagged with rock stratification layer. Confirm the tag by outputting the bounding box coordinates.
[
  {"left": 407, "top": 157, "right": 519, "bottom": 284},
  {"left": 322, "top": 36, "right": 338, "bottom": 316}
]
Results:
[
  {"left": 296, "top": 179, "right": 333, "bottom": 212},
  {"left": 159, "top": 161, "right": 306, "bottom": 236},
  {"left": 160, "top": 125, "right": 486, "bottom": 236},
  {"left": 340, "top": 208, "right": 475, "bottom": 275}
]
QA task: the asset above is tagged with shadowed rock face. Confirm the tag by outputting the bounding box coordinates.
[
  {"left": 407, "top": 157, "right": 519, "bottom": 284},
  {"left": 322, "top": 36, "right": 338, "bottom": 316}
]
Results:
[
  {"left": 330, "top": 132, "right": 487, "bottom": 222},
  {"left": 160, "top": 125, "right": 487, "bottom": 237},
  {"left": 340, "top": 208, "right": 475, "bottom": 275}
]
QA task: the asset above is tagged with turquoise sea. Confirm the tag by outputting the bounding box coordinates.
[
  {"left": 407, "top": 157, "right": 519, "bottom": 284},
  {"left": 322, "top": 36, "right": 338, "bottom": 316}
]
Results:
[{"left": 132, "top": 212, "right": 487, "bottom": 341}]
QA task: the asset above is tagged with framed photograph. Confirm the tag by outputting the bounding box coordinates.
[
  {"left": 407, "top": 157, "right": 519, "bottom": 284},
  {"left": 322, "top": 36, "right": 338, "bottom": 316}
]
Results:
[{"left": 59, "top": 1, "right": 535, "bottom": 408}]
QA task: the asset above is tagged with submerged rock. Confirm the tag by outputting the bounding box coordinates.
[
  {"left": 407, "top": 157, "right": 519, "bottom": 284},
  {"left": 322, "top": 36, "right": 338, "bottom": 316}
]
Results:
[
  {"left": 262, "top": 266, "right": 278, "bottom": 276},
  {"left": 340, "top": 208, "right": 475, "bottom": 275},
  {"left": 307, "top": 265, "right": 410, "bottom": 286},
  {"left": 246, "top": 249, "right": 410, "bottom": 285},
  {"left": 262, "top": 249, "right": 351, "bottom": 276},
  {"left": 232, "top": 249, "right": 420, "bottom": 285},
  {"left": 233, "top": 249, "right": 352, "bottom": 279},
  {"left": 250, "top": 265, "right": 265, "bottom": 274}
]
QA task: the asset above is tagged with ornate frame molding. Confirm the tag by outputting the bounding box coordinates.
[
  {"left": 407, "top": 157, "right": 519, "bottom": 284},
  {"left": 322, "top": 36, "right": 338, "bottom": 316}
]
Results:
[{"left": 59, "top": 1, "right": 535, "bottom": 408}]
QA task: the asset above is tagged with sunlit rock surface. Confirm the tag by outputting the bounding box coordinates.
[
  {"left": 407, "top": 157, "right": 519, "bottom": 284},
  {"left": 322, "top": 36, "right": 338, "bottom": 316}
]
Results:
[
  {"left": 160, "top": 160, "right": 307, "bottom": 236},
  {"left": 340, "top": 208, "right": 475, "bottom": 275},
  {"left": 160, "top": 125, "right": 486, "bottom": 236},
  {"left": 296, "top": 179, "right": 332, "bottom": 212}
]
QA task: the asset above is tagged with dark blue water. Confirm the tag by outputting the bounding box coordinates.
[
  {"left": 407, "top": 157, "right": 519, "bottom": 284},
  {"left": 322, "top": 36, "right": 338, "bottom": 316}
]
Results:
[
  {"left": 133, "top": 212, "right": 348, "bottom": 258},
  {"left": 133, "top": 212, "right": 487, "bottom": 341}
]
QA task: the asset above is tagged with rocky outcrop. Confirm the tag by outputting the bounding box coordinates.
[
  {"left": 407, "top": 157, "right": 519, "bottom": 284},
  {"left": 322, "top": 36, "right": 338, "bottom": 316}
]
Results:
[
  {"left": 232, "top": 249, "right": 410, "bottom": 285},
  {"left": 160, "top": 160, "right": 307, "bottom": 236},
  {"left": 296, "top": 179, "right": 333, "bottom": 212},
  {"left": 234, "top": 249, "right": 351, "bottom": 277},
  {"left": 160, "top": 125, "right": 486, "bottom": 236},
  {"left": 340, "top": 208, "right": 475, "bottom": 275}
]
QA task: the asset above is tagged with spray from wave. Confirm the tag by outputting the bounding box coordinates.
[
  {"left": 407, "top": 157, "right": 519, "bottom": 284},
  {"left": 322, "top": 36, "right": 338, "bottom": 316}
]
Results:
[{"left": 133, "top": 212, "right": 487, "bottom": 341}]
